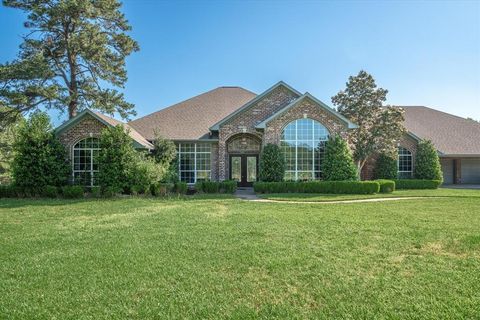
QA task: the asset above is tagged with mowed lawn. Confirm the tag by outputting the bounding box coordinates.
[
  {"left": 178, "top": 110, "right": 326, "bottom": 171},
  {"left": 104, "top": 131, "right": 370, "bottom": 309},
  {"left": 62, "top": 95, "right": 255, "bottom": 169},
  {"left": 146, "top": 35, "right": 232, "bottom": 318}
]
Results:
[{"left": 1, "top": 193, "right": 479, "bottom": 319}]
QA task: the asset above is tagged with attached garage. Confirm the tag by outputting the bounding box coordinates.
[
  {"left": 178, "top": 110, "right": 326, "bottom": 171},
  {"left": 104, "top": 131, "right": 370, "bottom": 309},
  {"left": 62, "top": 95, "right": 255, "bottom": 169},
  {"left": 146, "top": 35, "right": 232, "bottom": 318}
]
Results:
[
  {"left": 441, "top": 159, "right": 454, "bottom": 184},
  {"left": 461, "top": 158, "right": 480, "bottom": 184}
]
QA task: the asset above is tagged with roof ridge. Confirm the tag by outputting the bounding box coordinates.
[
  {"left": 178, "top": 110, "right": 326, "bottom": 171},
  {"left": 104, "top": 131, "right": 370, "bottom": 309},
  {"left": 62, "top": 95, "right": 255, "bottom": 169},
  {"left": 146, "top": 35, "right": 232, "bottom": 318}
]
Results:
[{"left": 404, "top": 105, "right": 478, "bottom": 123}]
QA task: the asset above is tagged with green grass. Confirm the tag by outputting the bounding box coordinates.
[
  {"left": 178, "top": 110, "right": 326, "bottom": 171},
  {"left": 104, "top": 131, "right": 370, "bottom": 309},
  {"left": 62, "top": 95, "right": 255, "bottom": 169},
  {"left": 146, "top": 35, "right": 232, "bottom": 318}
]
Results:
[
  {"left": 1, "top": 195, "right": 479, "bottom": 319},
  {"left": 258, "top": 188, "right": 480, "bottom": 202}
]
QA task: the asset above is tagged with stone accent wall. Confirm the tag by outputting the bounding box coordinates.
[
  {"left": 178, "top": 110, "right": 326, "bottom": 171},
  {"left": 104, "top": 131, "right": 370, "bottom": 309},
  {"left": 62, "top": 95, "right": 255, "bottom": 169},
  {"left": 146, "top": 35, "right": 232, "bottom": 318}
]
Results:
[
  {"left": 57, "top": 114, "right": 107, "bottom": 158},
  {"left": 217, "top": 86, "right": 299, "bottom": 180}
]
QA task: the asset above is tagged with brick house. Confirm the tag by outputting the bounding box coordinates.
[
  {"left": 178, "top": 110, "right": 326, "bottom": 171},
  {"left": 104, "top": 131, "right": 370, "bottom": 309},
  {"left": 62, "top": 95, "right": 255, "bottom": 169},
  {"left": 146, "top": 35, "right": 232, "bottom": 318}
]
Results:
[{"left": 55, "top": 81, "right": 480, "bottom": 186}]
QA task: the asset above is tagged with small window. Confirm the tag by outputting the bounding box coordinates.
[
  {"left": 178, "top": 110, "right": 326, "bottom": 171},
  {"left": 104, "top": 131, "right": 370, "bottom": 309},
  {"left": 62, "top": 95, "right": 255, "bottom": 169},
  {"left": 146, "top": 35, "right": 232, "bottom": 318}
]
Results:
[
  {"left": 398, "top": 147, "right": 413, "bottom": 179},
  {"left": 73, "top": 137, "right": 100, "bottom": 186}
]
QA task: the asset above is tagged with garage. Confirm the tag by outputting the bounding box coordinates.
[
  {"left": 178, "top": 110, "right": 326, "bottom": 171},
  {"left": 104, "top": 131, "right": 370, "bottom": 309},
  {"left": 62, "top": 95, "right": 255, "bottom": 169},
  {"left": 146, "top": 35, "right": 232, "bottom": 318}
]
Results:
[
  {"left": 461, "top": 158, "right": 480, "bottom": 184},
  {"left": 441, "top": 159, "right": 454, "bottom": 184}
]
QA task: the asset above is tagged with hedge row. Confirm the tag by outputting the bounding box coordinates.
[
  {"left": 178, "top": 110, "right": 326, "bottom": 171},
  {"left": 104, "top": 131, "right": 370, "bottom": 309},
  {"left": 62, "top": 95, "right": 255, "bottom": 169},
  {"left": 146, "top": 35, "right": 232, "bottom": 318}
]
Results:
[
  {"left": 0, "top": 181, "right": 189, "bottom": 199},
  {"left": 254, "top": 181, "right": 380, "bottom": 194},
  {"left": 375, "top": 179, "right": 395, "bottom": 193},
  {"left": 195, "top": 180, "right": 237, "bottom": 194},
  {"left": 393, "top": 179, "right": 442, "bottom": 190}
]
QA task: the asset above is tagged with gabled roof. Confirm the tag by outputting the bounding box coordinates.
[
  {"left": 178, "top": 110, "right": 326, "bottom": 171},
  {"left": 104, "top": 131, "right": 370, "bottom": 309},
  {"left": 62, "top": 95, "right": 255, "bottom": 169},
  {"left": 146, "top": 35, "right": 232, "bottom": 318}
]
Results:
[
  {"left": 55, "top": 109, "right": 154, "bottom": 149},
  {"left": 402, "top": 106, "right": 480, "bottom": 156},
  {"left": 256, "top": 92, "right": 358, "bottom": 129},
  {"left": 129, "top": 87, "right": 256, "bottom": 141},
  {"left": 209, "top": 81, "right": 302, "bottom": 131}
]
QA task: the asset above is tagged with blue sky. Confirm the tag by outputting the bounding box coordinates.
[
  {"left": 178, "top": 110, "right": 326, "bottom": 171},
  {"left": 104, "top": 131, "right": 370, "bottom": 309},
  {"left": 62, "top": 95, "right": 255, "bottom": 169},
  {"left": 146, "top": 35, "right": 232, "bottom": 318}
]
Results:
[{"left": 1, "top": 0, "right": 479, "bottom": 125}]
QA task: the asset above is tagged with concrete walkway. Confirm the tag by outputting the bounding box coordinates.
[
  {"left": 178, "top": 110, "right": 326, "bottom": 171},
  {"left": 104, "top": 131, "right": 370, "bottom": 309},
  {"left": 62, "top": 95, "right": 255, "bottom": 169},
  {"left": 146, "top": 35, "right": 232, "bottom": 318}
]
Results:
[{"left": 234, "top": 187, "right": 259, "bottom": 200}]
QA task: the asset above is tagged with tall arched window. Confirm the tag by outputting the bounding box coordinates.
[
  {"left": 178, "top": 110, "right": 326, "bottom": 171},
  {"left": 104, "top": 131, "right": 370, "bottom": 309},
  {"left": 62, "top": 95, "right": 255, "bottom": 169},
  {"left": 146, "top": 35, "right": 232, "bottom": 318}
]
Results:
[
  {"left": 280, "top": 118, "right": 329, "bottom": 180},
  {"left": 397, "top": 147, "right": 413, "bottom": 179},
  {"left": 73, "top": 137, "right": 100, "bottom": 186}
]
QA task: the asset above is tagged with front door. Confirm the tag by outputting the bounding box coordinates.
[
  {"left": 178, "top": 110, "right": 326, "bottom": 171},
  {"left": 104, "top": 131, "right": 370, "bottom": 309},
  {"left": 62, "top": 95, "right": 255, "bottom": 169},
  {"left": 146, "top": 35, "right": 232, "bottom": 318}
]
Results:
[{"left": 230, "top": 154, "right": 258, "bottom": 187}]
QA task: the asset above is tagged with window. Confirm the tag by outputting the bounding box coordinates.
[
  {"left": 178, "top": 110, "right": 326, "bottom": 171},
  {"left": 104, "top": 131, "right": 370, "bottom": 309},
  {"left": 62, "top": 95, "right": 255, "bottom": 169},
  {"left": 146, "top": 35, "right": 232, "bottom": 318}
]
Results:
[
  {"left": 280, "top": 118, "right": 329, "bottom": 180},
  {"left": 227, "top": 135, "right": 260, "bottom": 153},
  {"left": 398, "top": 147, "right": 413, "bottom": 179},
  {"left": 73, "top": 137, "right": 100, "bottom": 186},
  {"left": 178, "top": 143, "right": 211, "bottom": 183}
]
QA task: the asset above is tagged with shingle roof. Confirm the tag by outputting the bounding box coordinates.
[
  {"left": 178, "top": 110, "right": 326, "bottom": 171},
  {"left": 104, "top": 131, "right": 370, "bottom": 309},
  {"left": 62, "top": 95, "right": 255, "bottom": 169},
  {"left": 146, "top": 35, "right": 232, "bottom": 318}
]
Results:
[
  {"left": 402, "top": 106, "right": 480, "bottom": 156},
  {"left": 128, "top": 87, "right": 256, "bottom": 141}
]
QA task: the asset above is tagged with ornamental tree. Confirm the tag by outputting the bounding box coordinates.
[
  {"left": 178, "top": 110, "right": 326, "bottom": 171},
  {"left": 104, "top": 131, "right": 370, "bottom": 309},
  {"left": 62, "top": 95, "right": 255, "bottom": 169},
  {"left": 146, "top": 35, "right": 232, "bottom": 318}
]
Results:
[
  {"left": 374, "top": 153, "right": 398, "bottom": 180},
  {"left": 0, "top": 0, "right": 139, "bottom": 124},
  {"left": 332, "top": 70, "right": 405, "bottom": 174},
  {"left": 414, "top": 139, "right": 443, "bottom": 181},
  {"left": 259, "top": 144, "right": 285, "bottom": 182},
  {"left": 322, "top": 135, "right": 358, "bottom": 181}
]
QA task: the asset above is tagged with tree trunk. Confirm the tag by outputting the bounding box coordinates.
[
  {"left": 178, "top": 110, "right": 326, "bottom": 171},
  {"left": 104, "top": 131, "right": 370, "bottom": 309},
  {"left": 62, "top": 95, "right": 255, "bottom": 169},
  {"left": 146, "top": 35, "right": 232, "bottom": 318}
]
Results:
[{"left": 68, "top": 100, "right": 77, "bottom": 118}]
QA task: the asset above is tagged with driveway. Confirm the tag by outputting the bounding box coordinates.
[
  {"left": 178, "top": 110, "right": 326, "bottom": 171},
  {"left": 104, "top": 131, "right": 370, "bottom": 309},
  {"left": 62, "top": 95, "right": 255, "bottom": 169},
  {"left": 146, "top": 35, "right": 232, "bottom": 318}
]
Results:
[{"left": 442, "top": 184, "right": 480, "bottom": 190}]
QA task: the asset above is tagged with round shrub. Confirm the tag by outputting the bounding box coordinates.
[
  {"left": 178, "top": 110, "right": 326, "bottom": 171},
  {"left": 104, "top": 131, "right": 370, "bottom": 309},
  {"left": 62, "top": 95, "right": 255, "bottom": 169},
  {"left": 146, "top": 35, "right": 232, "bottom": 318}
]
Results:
[
  {"left": 375, "top": 179, "right": 395, "bottom": 193},
  {"left": 322, "top": 135, "right": 358, "bottom": 181},
  {"left": 374, "top": 153, "right": 398, "bottom": 180},
  {"left": 259, "top": 144, "right": 285, "bottom": 182},
  {"left": 414, "top": 140, "right": 443, "bottom": 181},
  {"left": 62, "top": 186, "right": 84, "bottom": 199}
]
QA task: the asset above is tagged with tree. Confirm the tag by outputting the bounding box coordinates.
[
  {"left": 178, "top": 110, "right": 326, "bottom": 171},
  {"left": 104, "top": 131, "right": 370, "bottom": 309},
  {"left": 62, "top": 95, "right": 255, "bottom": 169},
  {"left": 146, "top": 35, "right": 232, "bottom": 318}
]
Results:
[
  {"left": 152, "top": 132, "right": 177, "bottom": 167},
  {"left": 332, "top": 70, "right": 405, "bottom": 175},
  {"left": 11, "top": 111, "right": 69, "bottom": 189},
  {"left": 0, "top": 107, "right": 22, "bottom": 184},
  {"left": 414, "top": 140, "right": 443, "bottom": 181},
  {"left": 322, "top": 135, "right": 358, "bottom": 181},
  {"left": 374, "top": 153, "right": 398, "bottom": 180},
  {"left": 0, "top": 0, "right": 139, "bottom": 123},
  {"left": 259, "top": 144, "right": 285, "bottom": 182}
]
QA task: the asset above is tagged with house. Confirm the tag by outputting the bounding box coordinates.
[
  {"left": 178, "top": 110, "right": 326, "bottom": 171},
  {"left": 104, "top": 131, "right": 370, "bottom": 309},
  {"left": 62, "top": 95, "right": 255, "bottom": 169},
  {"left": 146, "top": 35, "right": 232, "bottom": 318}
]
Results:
[{"left": 55, "top": 81, "right": 480, "bottom": 186}]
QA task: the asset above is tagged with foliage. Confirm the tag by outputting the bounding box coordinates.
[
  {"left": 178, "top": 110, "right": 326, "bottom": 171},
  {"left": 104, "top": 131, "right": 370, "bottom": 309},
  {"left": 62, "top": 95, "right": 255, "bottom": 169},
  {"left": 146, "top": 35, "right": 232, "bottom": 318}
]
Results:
[
  {"left": 259, "top": 144, "right": 285, "bottom": 182},
  {"left": 194, "top": 180, "right": 238, "bottom": 194},
  {"left": 61, "top": 185, "right": 84, "bottom": 199},
  {"left": 11, "top": 111, "right": 69, "bottom": 189},
  {"left": 41, "top": 186, "right": 59, "bottom": 198},
  {"left": 332, "top": 70, "right": 405, "bottom": 173},
  {"left": 220, "top": 180, "right": 237, "bottom": 194},
  {"left": 174, "top": 181, "right": 188, "bottom": 194},
  {"left": 152, "top": 133, "right": 177, "bottom": 166},
  {"left": 322, "top": 135, "right": 358, "bottom": 181},
  {"left": 393, "top": 179, "right": 441, "bottom": 190},
  {"left": 97, "top": 125, "right": 138, "bottom": 193},
  {"left": 128, "top": 153, "right": 162, "bottom": 195},
  {"left": 374, "top": 153, "right": 398, "bottom": 180},
  {"left": 151, "top": 183, "right": 174, "bottom": 196},
  {"left": 375, "top": 179, "right": 395, "bottom": 193},
  {"left": 89, "top": 186, "right": 102, "bottom": 198},
  {"left": 253, "top": 181, "right": 380, "bottom": 194},
  {"left": 0, "top": 107, "right": 22, "bottom": 184},
  {"left": 414, "top": 140, "right": 443, "bottom": 181},
  {"left": 0, "top": 0, "right": 139, "bottom": 122}
]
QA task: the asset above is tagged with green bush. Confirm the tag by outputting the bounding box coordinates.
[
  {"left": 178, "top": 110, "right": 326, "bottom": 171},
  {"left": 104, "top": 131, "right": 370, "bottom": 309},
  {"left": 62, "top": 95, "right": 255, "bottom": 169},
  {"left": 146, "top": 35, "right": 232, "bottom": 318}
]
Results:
[
  {"left": 374, "top": 153, "right": 398, "bottom": 180},
  {"left": 254, "top": 181, "right": 380, "bottom": 194},
  {"left": 259, "top": 144, "right": 285, "bottom": 182},
  {"left": 322, "top": 135, "right": 358, "bottom": 181},
  {"left": 102, "top": 186, "right": 122, "bottom": 198},
  {"left": 42, "top": 185, "right": 59, "bottom": 198},
  {"left": 375, "top": 179, "right": 395, "bottom": 193},
  {"left": 152, "top": 134, "right": 177, "bottom": 167},
  {"left": 11, "top": 112, "right": 69, "bottom": 189},
  {"left": 0, "top": 185, "right": 15, "bottom": 198},
  {"left": 128, "top": 154, "right": 162, "bottom": 194},
  {"left": 220, "top": 180, "right": 237, "bottom": 194},
  {"left": 174, "top": 181, "right": 188, "bottom": 194},
  {"left": 394, "top": 179, "right": 441, "bottom": 190},
  {"left": 90, "top": 186, "right": 101, "bottom": 198},
  {"left": 61, "top": 186, "right": 84, "bottom": 199},
  {"left": 414, "top": 140, "right": 443, "bottom": 181},
  {"left": 151, "top": 183, "right": 174, "bottom": 196},
  {"left": 195, "top": 180, "right": 238, "bottom": 194}
]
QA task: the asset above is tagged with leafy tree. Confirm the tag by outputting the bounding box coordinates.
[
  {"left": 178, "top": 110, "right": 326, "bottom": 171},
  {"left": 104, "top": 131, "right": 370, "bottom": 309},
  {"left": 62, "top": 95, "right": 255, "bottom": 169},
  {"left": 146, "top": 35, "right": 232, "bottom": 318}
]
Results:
[
  {"left": 11, "top": 111, "right": 69, "bottom": 189},
  {"left": 0, "top": 107, "right": 22, "bottom": 184},
  {"left": 414, "top": 140, "right": 443, "bottom": 181},
  {"left": 322, "top": 135, "right": 358, "bottom": 181},
  {"left": 0, "top": 0, "right": 139, "bottom": 123},
  {"left": 332, "top": 70, "right": 405, "bottom": 174},
  {"left": 97, "top": 125, "right": 138, "bottom": 193},
  {"left": 152, "top": 132, "right": 177, "bottom": 167},
  {"left": 374, "top": 153, "right": 398, "bottom": 180},
  {"left": 259, "top": 144, "right": 285, "bottom": 182}
]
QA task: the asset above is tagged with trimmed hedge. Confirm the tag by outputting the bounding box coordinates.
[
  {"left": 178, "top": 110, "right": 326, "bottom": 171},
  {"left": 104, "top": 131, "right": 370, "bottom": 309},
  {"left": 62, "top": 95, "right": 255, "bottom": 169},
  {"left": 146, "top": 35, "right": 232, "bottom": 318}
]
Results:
[
  {"left": 394, "top": 179, "right": 441, "bottom": 190},
  {"left": 254, "top": 181, "right": 380, "bottom": 194},
  {"left": 61, "top": 186, "right": 84, "bottom": 199},
  {"left": 174, "top": 181, "right": 188, "bottom": 194},
  {"left": 195, "top": 180, "right": 237, "bottom": 194},
  {"left": 375, "top": 180, "right": 395, "bottom": 193},
  {"left": 151, "top": 183, "right": 174, "bottom": 196},
  {"left": 42, "top": 185, "right": 59, "bottom": 198}
]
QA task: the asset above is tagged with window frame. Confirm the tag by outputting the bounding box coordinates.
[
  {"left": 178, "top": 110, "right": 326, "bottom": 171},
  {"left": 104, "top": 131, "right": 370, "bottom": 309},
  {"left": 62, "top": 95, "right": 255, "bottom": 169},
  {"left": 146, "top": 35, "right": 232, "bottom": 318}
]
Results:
[
  {"left": 72, "top": 137, "right": 100, "bottom": 187},
  {"left": 397, "top": 146, "right": 413, "bottom": 178},
  {"left": 177, "top": 142, "right": 212, "bottom": 184}
]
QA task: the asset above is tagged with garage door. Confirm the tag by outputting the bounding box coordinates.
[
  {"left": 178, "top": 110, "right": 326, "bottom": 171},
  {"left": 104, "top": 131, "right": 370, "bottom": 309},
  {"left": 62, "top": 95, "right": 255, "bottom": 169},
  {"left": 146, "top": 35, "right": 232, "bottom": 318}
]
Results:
[
  {"left": 441, "top": 159, "right": 454, "bottom": 184},
  {"left": 461, "top": 158, "right": 480, "bottom": 184}
]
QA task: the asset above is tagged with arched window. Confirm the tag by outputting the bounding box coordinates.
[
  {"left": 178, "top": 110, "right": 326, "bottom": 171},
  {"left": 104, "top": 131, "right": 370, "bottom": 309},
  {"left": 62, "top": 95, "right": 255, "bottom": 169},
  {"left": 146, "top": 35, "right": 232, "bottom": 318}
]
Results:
[
  {"left": 280, "top": 118, "right": 329, "bottom": 180},
  {"left": 397, "top": 147, "right": 413, "bottom": 179},
  {"left": 73, "top": 137, "right": 100, "bottom": 186},
  {"left": 227, "top": 135, "right": 261, "bottom": 153}
]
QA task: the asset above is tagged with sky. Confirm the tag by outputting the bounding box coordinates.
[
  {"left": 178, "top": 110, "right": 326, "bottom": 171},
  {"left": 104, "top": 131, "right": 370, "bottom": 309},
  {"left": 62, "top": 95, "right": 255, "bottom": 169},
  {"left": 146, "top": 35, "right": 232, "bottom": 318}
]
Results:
[{"left": 0, "top": 0, "right": 479, "bottom": 125}]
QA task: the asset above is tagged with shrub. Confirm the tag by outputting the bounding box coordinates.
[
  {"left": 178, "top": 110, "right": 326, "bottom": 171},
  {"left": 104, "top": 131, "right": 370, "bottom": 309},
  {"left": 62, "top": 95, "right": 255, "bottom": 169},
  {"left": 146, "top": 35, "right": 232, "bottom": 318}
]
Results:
[
  {"left": 414, "top": 140, "right": 443, "bottom": 181},
  {"left": 152, "top": 133, "right": 177, "bottom": 167},
  {"left": 375, "top": 179, "right": 395, "bottom": 193},
  {"left": 374, "top": 153, "right": 398, "bottom": 180},
  {"left": 90, "top": 186, "right": 101, "bottom": 198},
  {"left": 195, "top": 180, "right": 237, "bottom": 194},
  {"left": 322, "top": 135, "right": 358, "bottom": 181},
  {"left": 174, "top": 181, "right": 188, "bottom": 194},
  {"left": 61, "top": 185, "right": 84, "bottom": 199},
  {"left": 220, "top": 180, "right": 237, "bottom": 194},
  {"left": 11, "top": 112, "right": 69, "bottom": 189},
  {"left": 151, "top": 183, "right": 174, "bottom": 196},
  {"left": 128, "top": 154, "right": 162, "bottom": 194},
  {"left": 254, "top": 181, "right": 380, "bottom": 194},
  {"left": 0, "top": 185, "right": 15, "bottom": 198},
  {"left": 393, "top": 179, "right": 441, "bottom": 190},
  {"left": 42, "top": 185, "right": 59, "bottom": 198},
  {"left": 259, "top": 144, "right": 285, "bottom": 182},
  {"left": 102, "top": 186, "right": 122, "bottom": 198}
]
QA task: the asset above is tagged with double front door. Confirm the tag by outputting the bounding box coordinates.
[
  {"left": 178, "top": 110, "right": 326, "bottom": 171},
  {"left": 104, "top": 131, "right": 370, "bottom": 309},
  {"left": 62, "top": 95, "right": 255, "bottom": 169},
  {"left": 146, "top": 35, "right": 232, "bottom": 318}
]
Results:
[{"left": 229, "top": 154, "right": 258, "bottom": 187}]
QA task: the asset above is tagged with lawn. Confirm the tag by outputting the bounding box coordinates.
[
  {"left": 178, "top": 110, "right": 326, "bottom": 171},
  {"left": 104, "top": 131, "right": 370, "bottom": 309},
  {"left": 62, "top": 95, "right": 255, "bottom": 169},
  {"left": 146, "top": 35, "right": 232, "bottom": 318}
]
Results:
[{"left": 1, "top": 193, "right": 479, "bottom": 319}]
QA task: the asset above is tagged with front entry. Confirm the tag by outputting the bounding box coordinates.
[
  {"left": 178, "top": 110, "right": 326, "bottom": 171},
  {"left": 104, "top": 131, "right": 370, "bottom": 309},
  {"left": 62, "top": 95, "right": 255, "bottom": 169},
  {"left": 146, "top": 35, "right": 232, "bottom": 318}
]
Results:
[{"left": 229, "top": 154, "right": 258, "bottom": 187}]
